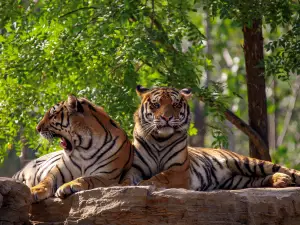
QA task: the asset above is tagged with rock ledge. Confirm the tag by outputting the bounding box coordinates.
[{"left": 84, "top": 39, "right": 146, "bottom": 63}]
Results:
[
  {"left": 30, "top": 186, "right": 300, "bottom": 225},
  {"left": 0, "top": 177, "right": 32, "bottom": 225}
]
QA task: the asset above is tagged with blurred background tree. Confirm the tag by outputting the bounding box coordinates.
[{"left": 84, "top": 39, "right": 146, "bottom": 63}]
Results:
[{"left": 0, "top": 0, "right": 300, "bottom": 175}]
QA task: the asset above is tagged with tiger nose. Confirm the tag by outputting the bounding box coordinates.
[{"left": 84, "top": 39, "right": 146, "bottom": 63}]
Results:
[{"left": 161, "top": 115, "right": 173, "bottom": 121}]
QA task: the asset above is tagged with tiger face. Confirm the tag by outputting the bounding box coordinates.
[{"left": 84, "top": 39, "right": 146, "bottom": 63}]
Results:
[
  {"left": 135, "top": 85, "right": 192, "bottom": 138},
  {"left": 36, "top": 95, "right": 104, "bottom": 154}
]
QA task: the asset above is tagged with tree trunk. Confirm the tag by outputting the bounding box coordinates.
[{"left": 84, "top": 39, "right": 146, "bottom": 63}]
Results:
[{"left": 242, "top": 19, "right": 271, "bottom": 161}]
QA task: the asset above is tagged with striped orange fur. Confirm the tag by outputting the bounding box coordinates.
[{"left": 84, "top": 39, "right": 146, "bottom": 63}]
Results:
[
  {"left": 122, "top": 86, "right": 300, "bottom": 190},
  {"left": 13, "top": 95, "right": 134, "bottom": 202}
]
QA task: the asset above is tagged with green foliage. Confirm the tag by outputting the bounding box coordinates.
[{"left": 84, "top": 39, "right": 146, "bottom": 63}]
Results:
[
  {"left": 0, "top": 0, "right": 214, "bottom": 161},
  {"left": 1, "top": 0, "right": 300, "bottom": 170},
  {"left": 265, "top": 16, "right": 300, "bottom": 80},
  {"left": 188, "top": 123, "right": 198, "bottom": 136},
  {"left": 200, "top": 0, "right": 294, "bottom": 28},
  {"left": 198, "top": 0, "right": 300, "bottom": 82}
]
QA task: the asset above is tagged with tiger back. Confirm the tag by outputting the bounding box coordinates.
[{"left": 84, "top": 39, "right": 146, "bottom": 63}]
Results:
[
  {"left": 122, "top": 86, "right": 300, "bottom": 190},
  {"left": 13, "top": 95, "right": 134, "bottom": 202}
]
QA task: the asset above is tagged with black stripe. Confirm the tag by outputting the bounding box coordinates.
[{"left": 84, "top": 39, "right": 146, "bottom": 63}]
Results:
[
  {"left": 90, "top": 157, "right": 119, "bottom": 174},
  {"left": 222, "top": 151, "right": 245, "bottom": 176},
  {"left": 89, "top": 178, "right": 95, "bottom": 189},
  {"left": 109, "top": 171, "right": 122, "bottom": 180},
  {"left": 62, "top": 156, "right": 74, "bottom": 180},
  {"left": 253, "top": 164, "right": 257, "bottom": 175},
  {"left": 156, "top": 133, "right": 187, "bottom": 153},
  {"left": 78, "top": 134, "right": 93, "bottom": 151},
  {"left": 98, "top": 168, "right": 118, "bottom": 174},
  {"left": 243, "top": 158, "right": 254, "bottom": 176},
  {"left": 60, "top": 110, "right": 64, "bottom": 128},
  {"left": 272, "top": 164, "right": 281, "bottom": 173},
  {"left": 110, "top": 119, "right": 119, "bottom": 128},
  {"left": 89, "top": 139, "right": 128, "bottom": 174},
  {"left": 166, "top": 155, "right": 188, "bottom": 169},
  {"left": 119, "top": 144, "right": 134, "bottom": 182},
  {"left": 92, "top": 113, "right": 112, "bottom": 144},
  {"left": 242, "top": 177, "right": 252, "bottom": 188},
  {"left": 219, "top": 176, "right": 233, "bottom": 189},
  {"left": 69, "top": 155, "right": 81, "bottom": 172},
  {"left": 135, "top": 149, "right": 153, "bottom": 177},
  {"left": 35, "top": 154, "right": 62, "bottom": 183},
  {"left": 132, "top": 164, "right": 148, "bottom": 180},
  {"left": 217, "top": 151, "right": 234, "bottom": 172},
  {"left": 190, "top": 161, "right": 205, "bottom": 191},
  {"left": 202, "top": 154, "right": 219, "bottom": 187},
  {"left": 84, "top": 137, "right": 119, "bottom": 171},
  {"left": 202, "top": 152, "right": 223, "bottom": 169},
  {"left": 232, "top": 176, "right": 243, "bottom": 189},
  {"left": 292, "top": 173, "right": 296, "bottom": 183},
  {"left": 77, "top": 133, "right": 82, "bottom": 146},
  {"left": 88, "top": 103, "right": 97, "bottom": 112},
  {"left": 50, "top": 124, "right": 62, "bottom": 131},
  {"left": 183, "top": 105, "right": 190, "bottom": 124},
  {"left": 32, "top": 161, "right": 38, "bottom": 185},
  {"left": 260, "top": 176, "right": 267, "bottom": 187},
  {"left": 258, "top": 162, "right": 267, "bottom": 176},
  {"left": 135, "top": 135, "right": 158, "bottom": 164},
  {"left": 56, "top": 164, "right": 65, "bottom": 185},
  {"left": 99, "top": 139, "right": 127, "bottom": 163},
  {"left": 162, "top": 146, "right": 186, "bottom": 170}
]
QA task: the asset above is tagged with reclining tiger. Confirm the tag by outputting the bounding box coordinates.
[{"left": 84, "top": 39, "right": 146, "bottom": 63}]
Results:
[
  {"left": 13, "top": 95, "right": 134, "bottom": 202},
  {"left": 122, "top": 86, "right": 300, "bottom": 190}
]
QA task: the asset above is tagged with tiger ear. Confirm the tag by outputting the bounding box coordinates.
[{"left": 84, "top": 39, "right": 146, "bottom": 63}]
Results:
[
  {"left": 67, "top": 95, "right": 84, "bottom": 113},
  {"left": 136, "top": 85, "right": 150, "bottom": 97},
  {"left": 180, "top": 88, "right": 192, "bottom": 100}
]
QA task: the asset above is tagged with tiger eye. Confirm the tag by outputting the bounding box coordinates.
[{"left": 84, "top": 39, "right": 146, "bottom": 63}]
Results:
[
  {"left": 150, "top": 102, "right": 160, "bottom": 109},
  {"left": 173, "top": 103, "right": 182, "bottom": 108}
]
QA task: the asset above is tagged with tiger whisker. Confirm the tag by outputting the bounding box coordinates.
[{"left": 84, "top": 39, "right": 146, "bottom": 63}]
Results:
[
  {"left": 142, "top": 124, "right": 157, "bottom": 137},
  {"left": 145, "top": 126, "right": 157, "bottom": 138}
]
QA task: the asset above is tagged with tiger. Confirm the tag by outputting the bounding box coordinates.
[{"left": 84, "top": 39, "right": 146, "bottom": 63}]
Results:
[
  {"left": 13, "top": 95, "right": 134, "bottom": 202},
  {"left": 121, "top": 85, "right": 300, "bottom": 190}
]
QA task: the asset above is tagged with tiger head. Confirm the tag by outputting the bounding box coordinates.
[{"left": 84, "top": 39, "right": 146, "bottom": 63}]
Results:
[
  {"left": 36, "top": 95, "right": 112, "bottom": 155},
  {"left": 134, "top": 85, "right": 192, "bottom": 138}
]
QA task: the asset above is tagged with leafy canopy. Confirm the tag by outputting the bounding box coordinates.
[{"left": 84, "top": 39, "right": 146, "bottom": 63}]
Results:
[{"left": 0, "top": 0, "right": 213, "bottom": 161}]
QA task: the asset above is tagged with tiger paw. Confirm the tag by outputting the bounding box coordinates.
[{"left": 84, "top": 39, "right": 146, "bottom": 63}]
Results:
[
  {"left": 120, "top": 178, "right": 133, "bottom": 186},
  {"left": 55, "top": 179, "right": 86, "bottom": 199},
  {"left": 138, "top": 179, "right": 166, "bottom": 188},
  {"left": 271, "top": 172, "right": 292, "bottom": 188},
  {"left": 138, "top": 179, "right": 153, "bottom": 186},
  {"left": 30, "top": 184, "right": 52, "bottom": 203}
]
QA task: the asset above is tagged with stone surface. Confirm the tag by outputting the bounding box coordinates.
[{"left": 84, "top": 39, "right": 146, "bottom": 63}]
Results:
[
  {"left": 0, "top": 177, "right": 32, "bottom": 225},
  {"left": 30, "top": 186, "right": 300, "bottom": 225}
]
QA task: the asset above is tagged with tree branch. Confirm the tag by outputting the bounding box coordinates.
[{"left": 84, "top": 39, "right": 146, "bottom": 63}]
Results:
[
  {"left": 59, "top": 7, "right": 98, "bottom": 18},
  {"left": 277, "top": 76, "right": 300, "bottom": 146},
  {"left": 223, "top": 108, "right": 269, "bottom": 156},
  {"left": 199, "top": 97, "right": 269, "bottom": 157}
]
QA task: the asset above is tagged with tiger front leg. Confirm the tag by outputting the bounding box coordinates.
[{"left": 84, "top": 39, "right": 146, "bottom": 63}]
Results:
[
  {"left": 55, "top": 175, "right": 115, "bottom": 199},
  {"left": 138, "top": 168, "right": 190, "bottom": 189},
  {"left": 30, "top": 173, "right": 56, "bottom": 202},
  {"left": 120, "top": 167, "right": 144, "bottom": 186},
  {"left": 220, "top": 173, "right": 292, "bottom": 189}
]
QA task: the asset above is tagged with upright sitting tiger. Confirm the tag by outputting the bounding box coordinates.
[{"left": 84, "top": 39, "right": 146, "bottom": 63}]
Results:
[
  {"left": 13, "top": 95, "right": 134, "bottom": 202},
  {"left": 122, "top": 86, "right": 300, "bottom": 190}
]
